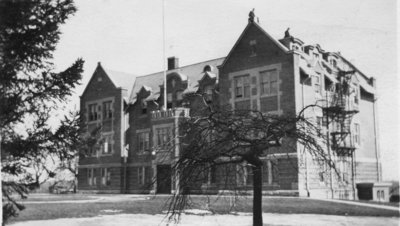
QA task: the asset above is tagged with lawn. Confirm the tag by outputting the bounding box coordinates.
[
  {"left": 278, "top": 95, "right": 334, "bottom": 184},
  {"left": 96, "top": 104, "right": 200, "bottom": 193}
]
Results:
[
  {"left": 14, "top": 193, "right": 97, "bottom": 202},
  {"left": 8, "top": 194, "right": 399, "bottom": 224}
]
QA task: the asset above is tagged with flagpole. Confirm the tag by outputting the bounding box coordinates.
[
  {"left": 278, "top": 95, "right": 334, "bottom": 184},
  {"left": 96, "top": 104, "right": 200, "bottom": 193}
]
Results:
[{"left": 162, "top": 0, "right": 167, "bottom": 110}]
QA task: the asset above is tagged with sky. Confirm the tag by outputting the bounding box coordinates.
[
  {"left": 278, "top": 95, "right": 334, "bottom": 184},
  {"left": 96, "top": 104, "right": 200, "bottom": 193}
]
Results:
[{"left": 52, "top": 0, "right": 398, "bottom": 181}]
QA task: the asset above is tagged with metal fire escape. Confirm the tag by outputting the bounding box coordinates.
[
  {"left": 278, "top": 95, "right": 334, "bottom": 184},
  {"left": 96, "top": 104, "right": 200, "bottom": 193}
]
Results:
[
  {"left": 323, "top": 70, "right": 359, "bottom": 156},
  {"left": 322, "top": 69, "right": 359, "bottom": 198}
]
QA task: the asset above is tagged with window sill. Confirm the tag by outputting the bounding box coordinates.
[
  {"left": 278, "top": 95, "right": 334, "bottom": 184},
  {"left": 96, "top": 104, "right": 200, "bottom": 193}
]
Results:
[
  {"left": 234, "top": 97, "right": 251, "bottom": 101},
  {"left": 260, "top": 94, "right": 278, "bottom": 98}
]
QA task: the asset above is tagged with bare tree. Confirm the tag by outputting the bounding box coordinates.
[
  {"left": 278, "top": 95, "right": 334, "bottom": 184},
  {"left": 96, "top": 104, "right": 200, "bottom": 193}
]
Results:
[{"left": 160, "top": 101, "right": 335, "bottom": 226}]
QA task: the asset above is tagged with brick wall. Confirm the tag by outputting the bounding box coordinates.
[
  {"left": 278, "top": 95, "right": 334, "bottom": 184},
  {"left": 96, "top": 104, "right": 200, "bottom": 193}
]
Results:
[{"left": 78, "top": 65, "right": 126, "bottom": 192}]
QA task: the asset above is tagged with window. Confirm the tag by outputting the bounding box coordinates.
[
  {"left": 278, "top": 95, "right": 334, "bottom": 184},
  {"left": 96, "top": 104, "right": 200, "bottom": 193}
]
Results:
[
  {"left": 167, "top": 93, "right": 173, "bottom": 108},
  {"left": 316, "top": 116, "right": 323, "bottom": 130},
  {"left": 89, "top": 146, "right": 97, "bottom": 157},
  {"left": 138, "top": 167, "right": 145, "bottom": 185},
  {"left": 88, "top": 169, "right": 96, "bottom": 186},
  {"left": 234, "top": 75, "right": 250, "bottom": 98},
  {"left": 250, "top": 40, "right": 257, "bottom": 56},
  {"left": 101, "top": 168, "right": 111, "bottom": 186},
  {"left": 338, "top": 156, "right": 349, "bottom": 182},
  {"left": 261, "top": 160, "right": 277, "bottom": 185},
  {"left": 314, "top": 74, "right": 321, "bottom": 94},
  {"left": 141, "top": 100, "right": 147, "bottom": 114},
  {"left": 176, "top": 91, "right": 183, "bottom": 101},
  {"left": 137, "top": 131, "right": 150, "bottom": 152},
  {"left": 156, "top": 127, "right": 172, "bottom": 147},
  {"left": 102, "top": 135, "right": 112, "bottom": 154},
  {"left": 354, "top": 88, "right": 359, "bottom": 104},
  {"left": 260, "top": 70, "right": 278, "bottom": 95},
  {"left": 210, "top": 165, "right": 217, "bottom": 184},
  {"left": 103, "top": 101, "right": 112, "bottom": 119},
  {"left": 330, "top": 59, "right": 337, "bottom": 67},
  {"left": 316, "top": 158, "right": 326, "bottom": 183},
  {"left": 203, "top": 85, "right": 213, "bottom": 101},
  {"left": 204, "top": 85, "right": 213, "bottom": 95},
  {"left": 246, "top": 165, "right": 253, "bottom": 185},
  {"left": 88, "top": 169, "right": 93, "bottom": 185},
  {"left": 354, "top": 123, "right": 360, "bottom": 145},
  {"left": 88, "top": 104, "right": 98, "bottom": 121}
]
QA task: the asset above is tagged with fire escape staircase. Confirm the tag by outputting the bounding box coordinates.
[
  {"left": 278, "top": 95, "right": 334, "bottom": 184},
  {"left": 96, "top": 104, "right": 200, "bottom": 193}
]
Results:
[{"left": 322, "top": 70, "right": 359, "bottom": 156}]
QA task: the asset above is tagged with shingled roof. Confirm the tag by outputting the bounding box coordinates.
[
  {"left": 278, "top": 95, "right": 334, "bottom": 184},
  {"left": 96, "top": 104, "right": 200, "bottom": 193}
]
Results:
[{"left": 129, "top": 57, "right": 225, "bottom": 103}]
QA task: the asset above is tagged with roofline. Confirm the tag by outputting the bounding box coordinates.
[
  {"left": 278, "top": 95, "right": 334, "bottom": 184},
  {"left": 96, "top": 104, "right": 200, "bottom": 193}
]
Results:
[
  {"left": 219, "top": 22, "right": 289, "bottom": 69},
  {"left": 338, "top": 55, "right": 373, "bottom": 82},
  {"left": 81, "top": 64, "right": 107, "bottom": 97},
  {"left": 134, "top": 56, "right": 226, "bottom": 79},
  {"left": 128, "top": 57, "right": 225, "bottom": 102},
  {"left": 81, "top": 63, "right": 135, "bottom": 98}
]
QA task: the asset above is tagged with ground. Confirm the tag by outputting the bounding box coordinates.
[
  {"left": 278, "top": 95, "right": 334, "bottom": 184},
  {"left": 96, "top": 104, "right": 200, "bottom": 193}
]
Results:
[{"left": 8, "top": 194, "right": 400, "bottom": 226}]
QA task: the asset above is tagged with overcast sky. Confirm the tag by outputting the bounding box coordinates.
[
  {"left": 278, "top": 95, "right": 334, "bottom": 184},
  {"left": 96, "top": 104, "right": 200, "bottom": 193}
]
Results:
[{"left": 52, "top": 0, "right": 398, "bottom": 181}]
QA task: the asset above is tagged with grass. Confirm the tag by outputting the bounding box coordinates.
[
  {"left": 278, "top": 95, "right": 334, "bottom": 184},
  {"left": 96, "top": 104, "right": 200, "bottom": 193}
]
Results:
[
  {"left": 15, "top": 194, "right": 97, "bottom": 202},
  {"left": 8, "top": 194, "right": 399, "bottom": 224},
  {"left": 349, "top": 200, "right": 400, "bottom": 207}
]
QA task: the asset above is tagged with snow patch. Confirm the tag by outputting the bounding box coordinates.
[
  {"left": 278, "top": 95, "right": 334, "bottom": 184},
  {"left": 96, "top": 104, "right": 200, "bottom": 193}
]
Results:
[
  {"left": 162, "top": 209, "right": 213, "bottom": 215},
  {"left": 101, "top": 209, "right": 123, "bottom": 213},
  {"left": 184, "top": 209, "right": 213, "bottom": 215}
]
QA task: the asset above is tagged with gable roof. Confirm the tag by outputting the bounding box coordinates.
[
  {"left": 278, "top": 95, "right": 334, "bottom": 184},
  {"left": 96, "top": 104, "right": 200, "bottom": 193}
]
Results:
[
  {"left": 81, "top": 63, "right": 136, "bottom": 98},
  {"left": 103, "top": 67, "right": 136, "bottom": 95},
  {"left": 129, "top": 57, "right": 225, "bottom": 103},
  {"left": 219, "top": 22, "right": 289, "bottom": 68}
]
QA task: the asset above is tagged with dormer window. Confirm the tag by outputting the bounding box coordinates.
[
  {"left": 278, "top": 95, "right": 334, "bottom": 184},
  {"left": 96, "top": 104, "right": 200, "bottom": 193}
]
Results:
[
  {"left": 204, "top": 85, "right": 213, "bottom": 102},
  {"left": 203, "top": 65, "right": 212, "bottom": 72},
  {"left": 141, "top": 100, "right": 147, "bottom": 114},
  {"left": 176, "top": 90, "right": 183, "bottom": 101},
  {"left": 330, "top": 59, "right": 337, "bottom": 67},
  {"left": 314, "top": 73, "right": 322, "bottom": 94},
  {"left": 250, "top": 40, "right": 257, "bottom": 56},
  {"left": 167, "top": 93, "right": 173, "bottom": 108}
]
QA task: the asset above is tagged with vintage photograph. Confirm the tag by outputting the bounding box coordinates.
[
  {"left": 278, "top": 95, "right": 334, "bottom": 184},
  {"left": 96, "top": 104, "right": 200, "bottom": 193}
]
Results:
[{"left": 0, "top": 0, "right": 398, "bottom": 225}]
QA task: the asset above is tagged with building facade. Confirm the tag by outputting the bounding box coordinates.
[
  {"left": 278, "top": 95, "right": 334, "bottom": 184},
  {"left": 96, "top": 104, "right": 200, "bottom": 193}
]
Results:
[{"left": 78, "top": 15, "right": 380, "bottom": 199}]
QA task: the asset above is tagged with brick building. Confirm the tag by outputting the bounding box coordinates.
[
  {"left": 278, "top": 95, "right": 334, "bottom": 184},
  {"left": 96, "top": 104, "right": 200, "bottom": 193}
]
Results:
[{"left": 78, "top": 15, "right": 380, "bottom": 199}]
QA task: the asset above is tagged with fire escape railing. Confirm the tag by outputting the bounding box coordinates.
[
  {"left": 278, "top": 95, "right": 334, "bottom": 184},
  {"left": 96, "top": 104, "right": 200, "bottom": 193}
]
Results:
[{"left": 322, "top": 70, "right": 359, "bottom": 156}]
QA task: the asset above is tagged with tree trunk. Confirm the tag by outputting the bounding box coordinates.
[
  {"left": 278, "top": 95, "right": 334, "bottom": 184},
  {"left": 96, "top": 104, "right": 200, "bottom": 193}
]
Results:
[{"left": 252, "top": 164, "right": 263, "bottom": 226}]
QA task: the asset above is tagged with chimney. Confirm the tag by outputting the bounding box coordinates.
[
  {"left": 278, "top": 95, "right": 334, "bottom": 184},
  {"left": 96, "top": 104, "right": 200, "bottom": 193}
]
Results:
[{"left": 167, "top": 57, "right": 179, "bottom": 70}]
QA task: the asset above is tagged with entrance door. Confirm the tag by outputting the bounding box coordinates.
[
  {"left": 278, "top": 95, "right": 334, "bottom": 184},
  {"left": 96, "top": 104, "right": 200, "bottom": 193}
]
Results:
[{"left": 157, "top": 165, "right": 171, "bottom": 194}]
